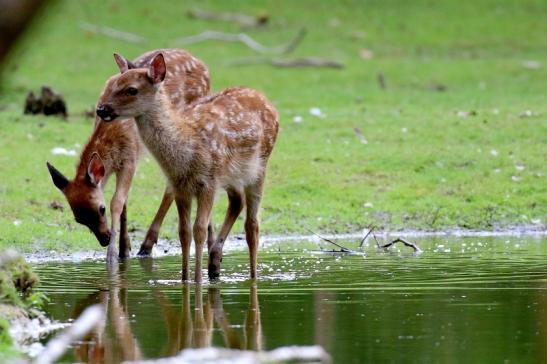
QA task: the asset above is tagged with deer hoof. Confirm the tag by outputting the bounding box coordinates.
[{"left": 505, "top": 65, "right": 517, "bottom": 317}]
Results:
[{"left": 137, "top": 246, "right": 152, "bottom": 257}]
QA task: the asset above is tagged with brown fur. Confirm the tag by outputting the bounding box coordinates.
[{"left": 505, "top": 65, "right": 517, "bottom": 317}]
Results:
[
  {"left": 47, "top": 49, "right": 210, "bottom": 260},
  {"left": 97, "top": 53, "right": 279, "bottom": 281}
]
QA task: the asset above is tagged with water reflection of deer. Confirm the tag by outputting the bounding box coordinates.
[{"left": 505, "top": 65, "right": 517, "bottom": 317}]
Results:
[
  {"left": 157, "top": 284, "right": 263, "bottom": 355},
  {"left": 71, "top": 263, "right": 262, "bottom": 362},
  {"left": 71, "top": 263, "right": 141, "bottom": 363}
]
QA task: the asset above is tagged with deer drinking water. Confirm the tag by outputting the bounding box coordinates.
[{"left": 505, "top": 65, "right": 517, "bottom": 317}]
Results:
[
  {"left": 47, "top": 49, "right": 211, "bottom": 261},
  {"left": 97, "top": 53, "right": 279, "bottom": 282}
]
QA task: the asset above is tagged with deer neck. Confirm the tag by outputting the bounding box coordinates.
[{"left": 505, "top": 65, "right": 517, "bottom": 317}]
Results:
[{"left": 133, "top": 92, "right": 193, "bottom": 178}]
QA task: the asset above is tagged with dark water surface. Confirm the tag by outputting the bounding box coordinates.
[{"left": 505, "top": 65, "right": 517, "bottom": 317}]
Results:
[{"left": 34, "top": 235, "right": 547, "bottom": 363}]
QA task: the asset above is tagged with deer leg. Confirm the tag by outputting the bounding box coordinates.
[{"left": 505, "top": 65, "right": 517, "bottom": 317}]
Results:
[
  {"left": 208, "top": 187, "right": 245, "bottom": 280},
  {"left": 244, "top": 177, "right": 265, "bottom": 279},
  {"left": 138, "top": 185, "right": 174, "bottom": 256},
  {"left": 119, "top": 203, "right": 130, "bottom": 257},
  {"left": 194, "top": 190, "right": 214, "bottom": 283},
  {"left": 108, "top": 168, "right": 134, "bottom": 262},
  {"left": 206, "top": 218, "right": 216, "bottom": 252},
  {"left": 175, "top": 193, "right": 192, "bottom": 282}
]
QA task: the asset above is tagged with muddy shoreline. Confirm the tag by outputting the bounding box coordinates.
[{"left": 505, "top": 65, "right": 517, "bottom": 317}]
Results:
[{"left": 24, "top": 226, "right": 547, "bottom": 264}]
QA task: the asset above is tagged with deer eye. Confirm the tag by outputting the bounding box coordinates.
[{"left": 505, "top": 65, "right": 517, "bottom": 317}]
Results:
[
  {"left": 125, "top": 87, "right": 138, "bottom": 96},
  {"left": 99, "top": 205, "right": 106, "bottom": 216}
]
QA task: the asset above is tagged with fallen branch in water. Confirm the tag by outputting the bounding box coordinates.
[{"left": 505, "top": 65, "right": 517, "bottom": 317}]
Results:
[
  {"left": 35, "top": 305, "right": 104, "bottom": 364},
  {"left": 306, "top": 227, "right": 420, "bottom": 254},
  {"left": 175, "top": 28, "right": 306, "bottom": 55},
  {"left": 379, "top": 237, "right": 422, "bottom": 253},
  {"left": 359, "top": 225, "right": 375, "bottom": 248},
  {"left": 80, "top": 22, "right": 147, "bottom": 43},
  {"left": 230, "top": 56, "right": 344, "bottom": 69},
  {"left": 187, "top": 8, "right": 269, "bottom": 28},
  {"left": 305, "top": 228, "right": 353, "bottom": 253}
]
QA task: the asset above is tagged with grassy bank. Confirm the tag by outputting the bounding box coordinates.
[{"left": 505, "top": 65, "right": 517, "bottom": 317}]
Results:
[{"left": 0, "top": 0, "right": 545, "bottom": 253}]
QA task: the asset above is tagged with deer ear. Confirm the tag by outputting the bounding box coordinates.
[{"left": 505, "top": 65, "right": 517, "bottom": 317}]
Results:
[
  {"left": 47, "top": 162, "right": 69, "bottom": 191},
  {"left": 113, "top": 53, "right": 135, "bottom": 73},
  {"left": 87, "top": 153, "right": 105, "bottom": 187},
  {"left": 148, "top": 53, "right": 166, "bottom": 84}
]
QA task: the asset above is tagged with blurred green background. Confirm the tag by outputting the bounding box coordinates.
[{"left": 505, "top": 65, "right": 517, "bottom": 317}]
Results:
[{"left": 0, "top": 0, "right": 545, "bottom": 253}]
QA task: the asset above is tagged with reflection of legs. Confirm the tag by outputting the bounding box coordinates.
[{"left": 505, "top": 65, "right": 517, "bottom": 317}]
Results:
[
  {"left": 244, "top": 283, "right": 263, "bottom": 350},
  {"left": 138, "top": 185, "right": 173, "bottom": 256},
  {"left": 175, "top": 194, "right": 192, "bottom": 281},
  {"left": 244, "top": 176, "right": 265, "bottom": 279},
  {"left": 154, "top": 290, "right": 180, "bottom": 356},
  {"left": 208, "top": 287, "right": 241, "bottom": 348},
  {"left": 208, "top": 187, "right": 245, "bottom": 279},
  {"left": 71, "top": 291, "right": 106, "bottom": 362},
  {"left": 110, "top": 285, "right": 142, "bottom": 360},
  {"left": 192, "top": 285, "right": 212, "bottom": 348},
  {"left": 179, "top": 284, "right": 193, "bottom": 349}
]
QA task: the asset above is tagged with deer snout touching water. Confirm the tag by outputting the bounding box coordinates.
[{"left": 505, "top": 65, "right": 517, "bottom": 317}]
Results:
[
  {"left": 97, "top": 52, "right": 279, "bottom": 282},
  {"left": 47, "top": 49, "right": 212, "bottom": 261}
]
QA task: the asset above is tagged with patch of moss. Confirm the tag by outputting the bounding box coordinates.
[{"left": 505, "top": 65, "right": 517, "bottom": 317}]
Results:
[{"left": 0, "top": 251, "right": 39, "bottom": 308}]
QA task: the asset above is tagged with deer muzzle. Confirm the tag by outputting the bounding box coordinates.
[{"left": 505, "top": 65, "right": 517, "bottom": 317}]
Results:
[{"left": 96, "top": 104, "right": 118, "bottom": 121}]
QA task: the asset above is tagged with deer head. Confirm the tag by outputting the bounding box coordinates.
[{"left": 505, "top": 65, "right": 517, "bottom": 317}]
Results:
[
  {"left": 46, "top": 153, "right": 111, "bottom": 246},
  {"left": 96, "top": 53, "right": 166, "bottom": 122}
]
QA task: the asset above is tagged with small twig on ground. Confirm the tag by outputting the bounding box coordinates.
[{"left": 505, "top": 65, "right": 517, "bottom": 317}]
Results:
[
  {"left": 230, "top": 56, "right": 344, "bottom": 69},
  {"left": 187, "top": 8, "right": 269, "bottom": 28},
  {"left": 176, "top": 28, "right": 306, "bottom": 55},
  {"left": 305, "top": 228, "right": 353, "bottom": 252},
  {"left": 377, "top": 72, "right": 386, "bottom": 89},
  {"left": 359, "top": 225, "right": 375, "bottom": 248},
  {"left": 353, "top": 127, "right": 368, "bottom": 144},
  {"left": 80, "top": 22, "right": 147, "bottom": 43},
  {"left": 379, "top": 237, "right": 422, "bottom": 253}
]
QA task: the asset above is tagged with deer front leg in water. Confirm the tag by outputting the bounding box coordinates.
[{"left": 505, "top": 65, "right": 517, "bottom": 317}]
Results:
[
  {"left": 107, "top": 167, "right": 134, "bottom": 261},
  {"left": 138, "top": 186, "right": 216, "bottom": 257}
]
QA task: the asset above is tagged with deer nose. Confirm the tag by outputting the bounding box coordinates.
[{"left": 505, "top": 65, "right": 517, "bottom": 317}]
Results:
[{"left": 96, "top": 104, "right": 116, "bottom": 121}]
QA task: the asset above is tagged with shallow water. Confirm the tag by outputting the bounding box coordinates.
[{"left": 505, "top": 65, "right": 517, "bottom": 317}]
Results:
[{"left": 34, "top": 235, "right": 547, "bottom": 363}]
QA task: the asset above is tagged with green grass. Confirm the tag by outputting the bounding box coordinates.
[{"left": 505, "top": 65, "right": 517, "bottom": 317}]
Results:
[{"left": 0, "top": 0, "right": 546, "bottom": 253}]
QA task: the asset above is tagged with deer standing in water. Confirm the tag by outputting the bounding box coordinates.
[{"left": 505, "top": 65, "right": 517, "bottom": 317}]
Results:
[
  {"left": 97, "top": 53, "right": 279, "bottom": 282},
  {"left": 47, "top": 49, "right": 212, "bottom": 261}
]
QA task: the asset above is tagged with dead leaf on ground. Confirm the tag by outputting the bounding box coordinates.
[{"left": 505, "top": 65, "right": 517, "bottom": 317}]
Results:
[{"left": 359, "top": 48, "right": 374, "bottom": 60}]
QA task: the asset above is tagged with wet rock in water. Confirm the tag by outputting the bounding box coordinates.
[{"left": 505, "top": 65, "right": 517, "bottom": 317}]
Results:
[{"left": 24, "top": 86, "right": 67, "bottom": 118}]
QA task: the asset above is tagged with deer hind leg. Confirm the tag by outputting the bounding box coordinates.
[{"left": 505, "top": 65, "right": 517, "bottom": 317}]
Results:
[
  {"left": 194, "top": 189, "right": 215, "bottom": 283},
  {"left": 175, "top": 193, "right": 192, "bottom": 282},
  {"left": 244, "top": 177, "right": 265, "bottom": 280},
  {"left": 208, "top": 187, "right": 245, "bottom": 280},
  {"left": 138, "top": 185, "right": 174, "bottom": 256}
]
